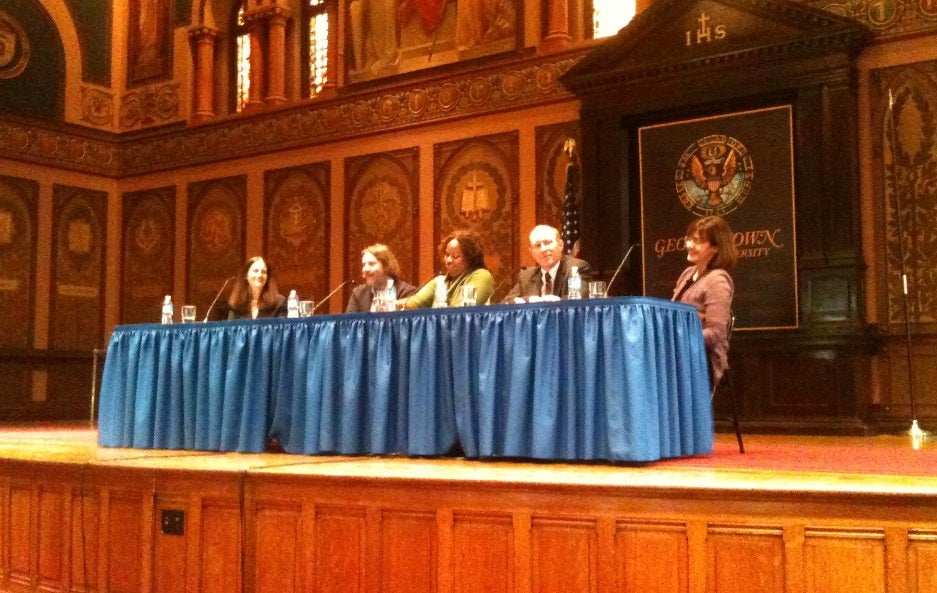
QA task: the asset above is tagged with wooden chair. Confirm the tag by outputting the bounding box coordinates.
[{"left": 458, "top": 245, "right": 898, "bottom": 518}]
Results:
[{"left": 712, "top": 314, "right": 744, "bottom": 453}]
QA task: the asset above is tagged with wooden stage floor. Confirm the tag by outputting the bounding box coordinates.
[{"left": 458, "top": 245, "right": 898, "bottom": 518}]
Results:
[
  {"left": 1, "top": 422, "right": 935, "bottom": 496},
  {"left": 2, "top": 422, "right": 937, "bottom": 593}
]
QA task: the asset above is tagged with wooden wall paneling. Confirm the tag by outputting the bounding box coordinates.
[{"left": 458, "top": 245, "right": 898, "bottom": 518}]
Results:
[
  {"left": 614, "top": 520, "right": 688, "bottom": 593},
  {"left": 51, "top": 184, "right": 107, "bottom": 351},
  {"left": 154, "top": 495, "right": 188, "bottom": 593},
  {"left": 0, "top": 174, "right": 38, "bottom": 349},
  {"left": 530, "top": 517, "right": 598, "bottom": 593},
  {"left": 434, "top": 133, "right": 519, "bottom": 303},
  {"left": 908, "top": 530, "right": 937, "bottom": 593},
  {"left": 803, "top": 528, "right": 886, "bottom": 593},
  {"left": 7, "top": 482, "right": 33, "bottom": 589},
  {"left": 451, "top": 511, "right": 515, "bottom": 593},
  {"left": 380, "top": 510, "right": 437, "bottom": 593},
  {"left": 37, "top": 484, "right": 65, "bottom": 591},
  {"left": 313, "top": 505, "right": 367, "bottom": 593},
  {"left": 534, "top": 122, "right": 580, "bottom": 237},
  {"left": 105, "top": 490, "right": 147, "bottom": 593},
  {"left": 70, "top": 484, "right": 99, "bottom": 593},
  {"left": 263, "top": 163, "right": 330, "bottom": 305},
  {"left": 345, "top": 149, "right": 420, "bottom": 299},
  {"left": 706, "top": 524, "right": 785, "bottom": 593},
  {"left": 198, "top": 499, "right": 243, "bottom": 593},
  {"left": 187, "top": 176, "right": 246, "bottom": 319},
  {"left": 0, "top": 476, "right": 7, "bottom": 583},
  {"left": 121, "top": 187, "right": 175, "bottom": 325},
  {"left": 253, "top": 501, "right": 303, "bottom": 593}
]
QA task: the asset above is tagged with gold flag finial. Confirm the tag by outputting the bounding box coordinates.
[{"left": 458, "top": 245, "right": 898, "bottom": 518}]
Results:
[{"left": 563, "top": 139, "right": 576, "bottom": 158}]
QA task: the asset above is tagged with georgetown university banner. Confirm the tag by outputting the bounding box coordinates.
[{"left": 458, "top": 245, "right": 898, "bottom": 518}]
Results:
[{"left": 639, "top": 105, "right": 798, "bottom": 330}]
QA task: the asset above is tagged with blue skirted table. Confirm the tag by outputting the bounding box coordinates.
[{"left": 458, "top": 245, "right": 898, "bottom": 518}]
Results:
[{"left": 98, "top": 297, "right": 713, "bottom": 462}]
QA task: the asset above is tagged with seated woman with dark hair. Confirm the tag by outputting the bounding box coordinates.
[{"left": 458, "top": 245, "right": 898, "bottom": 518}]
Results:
[
  {"left": 345, "top": 243, "right": 418, "bottom": 312},
  {"left": 671, "top": 215, "right": 738, "bottom": 386},
  {"left": 227, "top": 256, "right": 287, "bottom": 320},
  {"left": 403, "top": 230, "right": 494, "bottom": 308}
]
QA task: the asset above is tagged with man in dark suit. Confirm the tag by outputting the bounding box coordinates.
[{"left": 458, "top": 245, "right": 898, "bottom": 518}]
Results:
[{"left": 503, "top": 225, "right": 592, "bottom": 303}]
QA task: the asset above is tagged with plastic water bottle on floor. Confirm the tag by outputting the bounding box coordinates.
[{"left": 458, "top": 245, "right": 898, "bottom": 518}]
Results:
[
  {"left": 161, "top": 295, "right": 174, "bottom": 324},
  {"left": 287, "top": 290, "right": 300, "bottom": 318},
  {"left": 567, "top": 266, "right": 582, "bottom": 300}
]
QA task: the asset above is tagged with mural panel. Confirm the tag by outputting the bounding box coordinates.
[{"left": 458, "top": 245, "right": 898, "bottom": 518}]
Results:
[
  {"left": 127, "top": 0, "right": 172, "bottom": 85},
  {"left": 0, "top": 175, "right": 37, "bottom": 349},
  {"left": 122, "top": 187, "right": 175, "bottom": 325},
  {"left": 51, "top": 185, "right": 107, "bottom": 350},
  {"left": 347, "top": 0, "right": 518, "bottom": 83},
  {"left": 871, "top": 61, "right": 937, "bottom": 329},
  {"left": 536, "top": 122, "right": 581, "bottom": 232},
  {"left": 188, "top": 177, "right": 245, "bottom": 320},
  {"left": 345, "top": 149, "right": 419, "bottom": 292},
  {"left": 434, "top": 132, "right": 518, "bottom": 303},
  {"left": 264, "top": 164, "right": 330, "bottom": 306}
]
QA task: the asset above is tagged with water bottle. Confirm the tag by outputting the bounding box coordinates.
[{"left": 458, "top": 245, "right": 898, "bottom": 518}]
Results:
[
  {"left": 567, "top": 266, "right": 582, "bottom": 300},
  {"left": 287, "top": 290, "right": 300, "bottom": 318},
  {"left": 432, "top": 275, "right": 448, "bottom": 308},
  {"left": 383, "top": 286, "right": 397, "bottom": 312},
  {"left": 161, "top": 295, "right": 174, "bottom": 324}
]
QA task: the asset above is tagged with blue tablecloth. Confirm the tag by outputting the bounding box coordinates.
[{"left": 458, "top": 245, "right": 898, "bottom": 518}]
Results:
[{"left": 98, "top": 297, "right": 713, "bottom": 461}]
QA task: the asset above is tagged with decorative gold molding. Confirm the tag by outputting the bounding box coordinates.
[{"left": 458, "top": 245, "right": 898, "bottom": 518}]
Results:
[{"left": 0, "top": 51, "right": 585, "bottom": 177}]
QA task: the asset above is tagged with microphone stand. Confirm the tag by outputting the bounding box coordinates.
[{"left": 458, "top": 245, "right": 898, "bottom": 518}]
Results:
[
  {"left": 203, "top": 276, "right": 235, "bottom": 322},
  {"left": 604, "top": 243, "right": 640, "bottom": 297},
  {"left": 313, "top": 280, "right": 352, "bottom": 313},
  {"left": 887, "top": 88, "right": 926, "bottom": 448}
]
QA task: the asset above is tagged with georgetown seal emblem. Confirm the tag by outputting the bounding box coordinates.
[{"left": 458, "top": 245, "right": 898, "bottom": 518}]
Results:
[{"left": 675, "top": 134, "right": 753, "bottom": 216}]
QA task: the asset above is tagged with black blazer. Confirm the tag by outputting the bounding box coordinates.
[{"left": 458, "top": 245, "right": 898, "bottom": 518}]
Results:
[
  {"left": 227, "top": 295, "right": 287, "bottom": 320},
  {"left": 503, "top": 255, "right": 592, "bottom": 302}
]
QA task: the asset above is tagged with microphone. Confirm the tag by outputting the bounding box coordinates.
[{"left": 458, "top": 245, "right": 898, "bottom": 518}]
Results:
[
  {"left": 604, "top": 243, "right": 641, "bottom": 297},
  {"left": 313, "top": 280, "right": 355, "bottom": 313},
  {"left": 203, "top": 276, "right": 235, "bottom": 322}
]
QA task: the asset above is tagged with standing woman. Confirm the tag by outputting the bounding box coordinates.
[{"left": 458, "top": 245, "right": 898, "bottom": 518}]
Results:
[
  {"left": 404, "top": 230, "right": 494, "bottom": 308},
  {"left": 672, "top": 216, "right": 738, "bottom": 386},
  {"left": 227, "top": 256, "right": 288, "bottom": 319}
]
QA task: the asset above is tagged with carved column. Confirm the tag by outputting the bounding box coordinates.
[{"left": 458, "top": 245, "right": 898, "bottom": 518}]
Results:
[
  {"left": 244, "top": 12, "right": 266, "bottom": 110},
  {"left": 318, "top": 0, "right": 340, "bottom": 97},
  {"left": 264, "top": 7, "right": 290, "bottom": 105},
  {"left": 541, "top": 0, "right": 572, "bottom": 52},
  {"left": 189, "top": 27, "right": 220, "bottom": 123}
]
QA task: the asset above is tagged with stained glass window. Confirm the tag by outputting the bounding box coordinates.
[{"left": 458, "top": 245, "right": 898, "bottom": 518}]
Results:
[
  {"left": 593, "top": 0, "right": 636, "bottom": 38},
  {"left": 234, "top": 6, "right": 250, "bottom": 112},
  {"left": 306, "top": 0, "right": 329, "bottom": 98}
]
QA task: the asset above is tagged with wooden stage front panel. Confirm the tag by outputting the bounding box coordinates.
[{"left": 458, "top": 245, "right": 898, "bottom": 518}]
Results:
[{"left": 0, "top": 431, "right": 936, "bottom": 593}]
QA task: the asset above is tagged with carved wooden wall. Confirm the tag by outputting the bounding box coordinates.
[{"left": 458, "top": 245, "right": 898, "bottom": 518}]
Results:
[
  {"left": 345, "top": 149, "right": 420, "bottom": 292},
  {"left": 187, "top": 176, "right": 246, "bottom": 319},
  {"left": 51, "top": 185, "right": 107, "bottom": 351},
  {"left": 264, "top": 163, "right": 330, "bottom": 304},
  {"left": 434, "top": 132, "right": 519, "bottom": 303},
  {"left": 535, "top": 121, "right": 581, "bottom": 234},
  {"left": 122, "top": 187, "right": 176, "bottom": 325},
  {"left": 0, "top": 175, "right": 37, "bottom": 349},
  {"left": 2, "top": 461, "right": 937, "bottom": 593}
]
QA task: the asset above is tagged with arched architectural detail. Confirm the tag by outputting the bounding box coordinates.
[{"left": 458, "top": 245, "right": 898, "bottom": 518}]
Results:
[{"left": 37, "top": 0, "right": 85, "bottom": 125}]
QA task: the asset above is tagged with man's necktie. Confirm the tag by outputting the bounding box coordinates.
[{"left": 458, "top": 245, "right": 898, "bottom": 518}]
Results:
[{"left": 544, "top": 272, "right": 553, "bottom": 296}]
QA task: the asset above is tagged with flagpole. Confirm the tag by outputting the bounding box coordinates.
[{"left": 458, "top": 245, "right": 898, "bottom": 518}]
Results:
[
  {"left": 886, "top": 88, "right": 926, "bottom": 449},
  {"left": 561, "top": 139, "right": 581, "bottom": 256}
]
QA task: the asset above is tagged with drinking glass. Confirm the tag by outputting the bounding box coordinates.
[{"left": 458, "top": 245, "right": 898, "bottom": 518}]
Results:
[
  {"left": 299, "top": 300, "right": 314, "bottom": 317},
  {"left": 461, "top": 285, "right": 477, "bottom": 307},
  {"left": 588, "top": 281, "right": 607, "bottom": 299},
  {"left": 181, "top": 305, "right": 197, "bottom": 323}
]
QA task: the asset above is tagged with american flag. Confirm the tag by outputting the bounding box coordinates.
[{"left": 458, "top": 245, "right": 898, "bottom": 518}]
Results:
[{"left": 562, "top": 139, "right": 580, "bottom": 255}]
